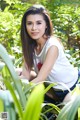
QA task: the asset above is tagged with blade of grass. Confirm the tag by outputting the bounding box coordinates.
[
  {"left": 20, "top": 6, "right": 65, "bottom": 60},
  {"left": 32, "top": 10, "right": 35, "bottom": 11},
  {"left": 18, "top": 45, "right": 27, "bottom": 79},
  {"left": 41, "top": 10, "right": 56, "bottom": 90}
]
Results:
[{"left": 0, "top": 44, "right": 26, "bottom": 109}]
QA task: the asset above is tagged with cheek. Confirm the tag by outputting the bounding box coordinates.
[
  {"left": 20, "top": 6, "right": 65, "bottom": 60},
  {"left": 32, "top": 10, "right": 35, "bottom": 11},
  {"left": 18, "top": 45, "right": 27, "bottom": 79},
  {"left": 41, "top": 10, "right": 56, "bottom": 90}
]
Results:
[
  {"left": 40, "top": 26, "right": 46, "bottom": 33},
  {"left": 26, "top": 26, "right": 31, "bottom": 34},
  {"left": 41, "top": 24, "right": 46, "bottom": 31}
]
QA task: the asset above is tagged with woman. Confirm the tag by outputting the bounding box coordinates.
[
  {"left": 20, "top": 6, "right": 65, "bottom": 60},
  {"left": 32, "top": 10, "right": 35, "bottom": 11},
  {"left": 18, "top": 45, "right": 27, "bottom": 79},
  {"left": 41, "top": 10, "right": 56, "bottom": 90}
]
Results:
[{"left": 20, "top": 4, "right": 78, "bottom": 103}]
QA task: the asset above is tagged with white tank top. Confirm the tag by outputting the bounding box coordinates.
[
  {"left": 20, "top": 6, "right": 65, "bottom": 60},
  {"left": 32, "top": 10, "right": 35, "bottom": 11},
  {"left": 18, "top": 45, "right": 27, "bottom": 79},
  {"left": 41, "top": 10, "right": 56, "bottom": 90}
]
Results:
[{"left": 33, "top": 36, "right": 78, "bottom": 90}]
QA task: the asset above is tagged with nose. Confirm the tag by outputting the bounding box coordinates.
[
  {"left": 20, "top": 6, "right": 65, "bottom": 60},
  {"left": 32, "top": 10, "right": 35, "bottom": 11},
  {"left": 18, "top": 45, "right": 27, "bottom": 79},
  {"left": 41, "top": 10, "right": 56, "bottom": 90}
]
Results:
[{"left": 32, "top": 24, "right": 37, "bottom": 30}]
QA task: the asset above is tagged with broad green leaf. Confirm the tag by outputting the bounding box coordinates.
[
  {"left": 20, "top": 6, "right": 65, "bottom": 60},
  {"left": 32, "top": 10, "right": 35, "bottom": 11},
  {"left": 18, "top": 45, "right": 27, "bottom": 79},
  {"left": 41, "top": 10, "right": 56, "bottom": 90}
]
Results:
[
  {"left": 23, "top": 84, "right": 44, "bottom": 120},
  {"left": 67, "top": 96, "right": 80, "bottom": 120},
  {"left": 0, "top": 99, "right": 4, "bottom": 112},
  {"left": 0, "top": 62, "right": 5, "bottom": 71},
  {"left": 56, "top": 95, "right": 80, "bottom": 120},
  {"left": 0, "top": 44, "right": 26, "bottom": 109},
  {"left": 78, "top": 108, "right": 80, "bottom": 120},
  {"left": 4, "top": 80, "right": 23, "bottom": 119},
  {"left": 56, "top": 101, "right": 72, "bottom": 120}
]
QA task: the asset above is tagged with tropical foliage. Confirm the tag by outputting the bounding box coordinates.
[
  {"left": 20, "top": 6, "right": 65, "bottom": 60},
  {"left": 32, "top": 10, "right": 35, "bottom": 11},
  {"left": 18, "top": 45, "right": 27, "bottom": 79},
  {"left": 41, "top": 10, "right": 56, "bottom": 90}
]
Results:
[
  {"left": 0, "top": 0, "right": 80, "bottom": 60},
  {"left": 0, "top": 43, "right": 60, "bottom": 120},
  {"left": 0, "top": 0, "right": 80, "bottom": 120}
]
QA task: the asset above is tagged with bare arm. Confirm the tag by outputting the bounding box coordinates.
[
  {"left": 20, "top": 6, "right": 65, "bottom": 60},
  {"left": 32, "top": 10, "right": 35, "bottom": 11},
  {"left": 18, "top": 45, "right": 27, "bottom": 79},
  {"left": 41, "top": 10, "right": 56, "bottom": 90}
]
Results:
[{"left": 32, "top": 45, "right": 59, "bottom": 83}]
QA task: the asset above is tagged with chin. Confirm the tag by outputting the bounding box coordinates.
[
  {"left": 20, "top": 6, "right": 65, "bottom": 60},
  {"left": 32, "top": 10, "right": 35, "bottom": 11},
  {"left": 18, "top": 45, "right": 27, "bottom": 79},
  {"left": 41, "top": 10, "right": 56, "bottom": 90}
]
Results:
[{"left": 32, "top": 37, "right": 40, "bottom": 40}]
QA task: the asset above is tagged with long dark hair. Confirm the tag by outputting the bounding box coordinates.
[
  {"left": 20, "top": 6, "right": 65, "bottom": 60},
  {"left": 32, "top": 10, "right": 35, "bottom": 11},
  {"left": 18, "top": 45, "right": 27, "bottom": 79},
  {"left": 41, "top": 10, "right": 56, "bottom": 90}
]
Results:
[{"left": 21, "top": 4, "right": 53, "bottom": 69}]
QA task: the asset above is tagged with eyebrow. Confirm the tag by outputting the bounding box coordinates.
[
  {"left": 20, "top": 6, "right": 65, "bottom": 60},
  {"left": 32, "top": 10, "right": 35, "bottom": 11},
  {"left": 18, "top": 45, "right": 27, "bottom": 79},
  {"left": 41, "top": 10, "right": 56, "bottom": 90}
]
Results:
[{"left": 26, "top": 20, "right": 43, "bottom": 22}]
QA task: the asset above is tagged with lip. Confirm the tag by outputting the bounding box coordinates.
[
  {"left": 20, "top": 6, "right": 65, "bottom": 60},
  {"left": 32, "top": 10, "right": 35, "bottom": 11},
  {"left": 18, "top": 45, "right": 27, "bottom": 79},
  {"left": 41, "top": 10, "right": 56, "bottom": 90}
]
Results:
[{"left": 31, "top": 32, "right": 39, "bottom": 35}]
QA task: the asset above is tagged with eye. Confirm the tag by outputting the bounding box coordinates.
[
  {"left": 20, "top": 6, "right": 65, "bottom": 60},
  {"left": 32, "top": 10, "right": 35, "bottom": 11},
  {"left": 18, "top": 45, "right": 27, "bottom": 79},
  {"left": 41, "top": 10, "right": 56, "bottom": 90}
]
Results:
[
  {"left": 37, "top": 21, "right": 42, "bottom": 25},
  {"left": 26, "top": 22, "right": 32, "bottom": 25}
]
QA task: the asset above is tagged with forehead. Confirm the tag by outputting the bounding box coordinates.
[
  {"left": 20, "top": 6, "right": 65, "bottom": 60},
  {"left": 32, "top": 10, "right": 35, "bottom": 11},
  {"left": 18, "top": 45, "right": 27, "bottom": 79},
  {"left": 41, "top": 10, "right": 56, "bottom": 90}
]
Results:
[{"left": 26, "top": 14, "right": 44, "bottom": 21}]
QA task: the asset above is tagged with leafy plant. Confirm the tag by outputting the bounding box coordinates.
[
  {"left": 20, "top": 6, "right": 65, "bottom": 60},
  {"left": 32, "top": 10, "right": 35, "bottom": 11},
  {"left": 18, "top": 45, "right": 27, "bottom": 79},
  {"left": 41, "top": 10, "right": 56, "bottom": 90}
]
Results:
[
  {"left": 0, "top": 43, "right": 45, "bottom": 119},
  {"left": 56, "top": 85, "right": 80, "bottom": 120},
  {"left": 0, "top": 44, "right": 61, "bottom": 120}
]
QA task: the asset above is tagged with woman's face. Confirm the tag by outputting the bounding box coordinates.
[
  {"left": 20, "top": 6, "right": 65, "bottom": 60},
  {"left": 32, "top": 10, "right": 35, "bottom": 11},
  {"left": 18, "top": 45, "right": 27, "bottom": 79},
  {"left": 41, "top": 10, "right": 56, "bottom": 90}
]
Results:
[{"left": 26, "top": 14, "right": 47, "bottom": 40}]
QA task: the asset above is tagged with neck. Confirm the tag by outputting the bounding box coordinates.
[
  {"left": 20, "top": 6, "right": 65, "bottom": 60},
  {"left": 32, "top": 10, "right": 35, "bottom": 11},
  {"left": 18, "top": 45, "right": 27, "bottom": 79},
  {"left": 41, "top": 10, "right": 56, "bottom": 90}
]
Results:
[{"left": 35, "top": 37, "right": 48, "bottom": 54}]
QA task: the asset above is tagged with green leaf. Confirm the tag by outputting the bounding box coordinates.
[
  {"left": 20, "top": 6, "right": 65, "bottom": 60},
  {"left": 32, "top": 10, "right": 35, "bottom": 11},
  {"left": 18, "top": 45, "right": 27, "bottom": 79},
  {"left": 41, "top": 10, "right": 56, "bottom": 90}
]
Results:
[
  {"left": 44, "top": 103, "right": 60, "bottom": 114},
  {"left": 23, "top": 84, "right": 44, "bottom": 120},
  {"left": 56, "top": 95, "right": 80, "bottom": 120},
  {"left": 4, "top": 80, "right": 23, "bottom": 119},
  {"left": 0, "top": 44, "right": 26, "bottom": 109},
  {"left": 56, "top": 101, "right": 72, "bottom": 120},
  {"left": 0, "top": 62, "right": 5, "bottom": 71},
  {"left": 0, "top": 99, "right": 4, "bottom": 112},
  {"left": 67, "top": 96, "right": 80, "bottom": 120},
  {"left": 78, "top": 108, "right": 80, "bottom": 120}
]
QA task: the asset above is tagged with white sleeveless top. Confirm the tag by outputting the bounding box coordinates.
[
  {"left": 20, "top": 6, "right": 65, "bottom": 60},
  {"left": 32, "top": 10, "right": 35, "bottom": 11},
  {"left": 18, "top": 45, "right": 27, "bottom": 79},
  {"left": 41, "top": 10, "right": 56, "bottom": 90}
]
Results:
[{"left": 33, "top": 36, "right": 78, "bottom": 90}]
